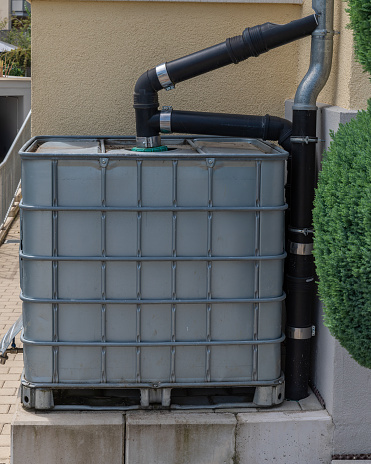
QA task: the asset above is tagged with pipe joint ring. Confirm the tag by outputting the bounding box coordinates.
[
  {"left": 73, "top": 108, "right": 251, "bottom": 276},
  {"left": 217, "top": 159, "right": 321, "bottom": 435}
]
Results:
[
  {"left": 287, "top": 326, "right": 315, "bottom": 340},
  {"left": 312, "top": 29, "right": 335, "bottom": 37},
  {"left": 289, "top": 241, "right": 313, "bottom": 256},
  {"left": 160, "top": 106, "right": 173, "bottom": 134},
  {"left": 156, "top": 63, "right": 175, "bottom": 91}
]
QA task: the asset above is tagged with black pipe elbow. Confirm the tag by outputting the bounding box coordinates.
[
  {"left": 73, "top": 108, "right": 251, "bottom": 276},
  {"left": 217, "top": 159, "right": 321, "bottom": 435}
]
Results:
[
  {"left": 134, "top": 69, "right": 162, "bottom": 139},
  {"left": 264, "top": 115, "right": 292, "bottom": 151},
  {"left": 134, "top": 68, "right": 163, "bottom": 94}
]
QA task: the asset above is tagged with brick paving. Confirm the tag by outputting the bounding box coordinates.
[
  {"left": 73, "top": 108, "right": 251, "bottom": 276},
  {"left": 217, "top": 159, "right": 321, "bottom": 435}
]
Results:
[{"left": 0, "top": 215, "right": 22, "bottom": 464}]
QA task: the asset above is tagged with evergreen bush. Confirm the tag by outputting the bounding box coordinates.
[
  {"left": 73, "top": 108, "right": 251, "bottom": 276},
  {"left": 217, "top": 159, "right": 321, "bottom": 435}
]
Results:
[
  {"left": 313, "top": 106, "right": 371, "bottom": 368},
  {"left": 346, "top": 0, "right": 371, "bottom": 75}
]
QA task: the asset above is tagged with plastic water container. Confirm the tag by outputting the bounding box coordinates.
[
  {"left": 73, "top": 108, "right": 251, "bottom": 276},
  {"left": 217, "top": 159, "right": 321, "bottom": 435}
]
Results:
[{"left": 20, "top": 136, "right": 287, "bottom": 408}]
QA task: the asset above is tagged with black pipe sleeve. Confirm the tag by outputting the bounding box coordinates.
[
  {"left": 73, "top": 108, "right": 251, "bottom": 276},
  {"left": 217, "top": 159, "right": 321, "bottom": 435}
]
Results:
[
  {"left": 165, "top": 15, "right": 318, "bottom": 84},
  {"left": 245, "top": 14, "right": 318, "bottom": 55},
  {"left": 285, "top": 338, "right": 311, "bottom": 401},
  {"left": 149, "top": 110, "right": 292, "bottom": 151}
]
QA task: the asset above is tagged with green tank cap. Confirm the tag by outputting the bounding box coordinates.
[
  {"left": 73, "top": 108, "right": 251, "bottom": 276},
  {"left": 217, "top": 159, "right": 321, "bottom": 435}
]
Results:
[{"left": 131, "top": 145, "right": 168, "bottom": 152}]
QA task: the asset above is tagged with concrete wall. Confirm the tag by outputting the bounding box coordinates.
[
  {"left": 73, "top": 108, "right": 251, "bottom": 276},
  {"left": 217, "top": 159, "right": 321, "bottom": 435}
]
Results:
[
  {"left": 0, "top": 77, "right": 31, "bottom": 159},
  {"left": 311, "top": 105, "right": 371, "bottom": 455}
]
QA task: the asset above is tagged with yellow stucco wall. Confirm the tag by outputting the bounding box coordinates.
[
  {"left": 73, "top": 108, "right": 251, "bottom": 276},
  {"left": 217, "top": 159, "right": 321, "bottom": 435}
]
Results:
[
  {"left": 296, "top": 0, "right": 370, "bottom": 110},
  {"left": 30, "top": 0, "right": 370, "bottom": 136}
]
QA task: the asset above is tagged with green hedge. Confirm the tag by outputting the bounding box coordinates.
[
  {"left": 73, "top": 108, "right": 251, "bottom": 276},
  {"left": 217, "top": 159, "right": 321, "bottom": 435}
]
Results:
[
  {"left": 346, "top": 0, "right": 371, "bottom": 75},
  {"left": 313, "top": 106, "right": 371, "bottom": 368}
]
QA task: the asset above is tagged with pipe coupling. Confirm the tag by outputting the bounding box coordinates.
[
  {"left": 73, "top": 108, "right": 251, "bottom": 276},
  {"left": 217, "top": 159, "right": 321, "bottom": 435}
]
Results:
[
  {"left": 160, "top": 106, "right": 173, "bottom": 134},
  {"left": 156, "top": 63, "right": 175, "bottom": 91},
  {"left": 289, "top": 241, "right": 313, "bottom": 256},
  {"left": 287, "top": 326, "right": 315, "bottom": 340}
]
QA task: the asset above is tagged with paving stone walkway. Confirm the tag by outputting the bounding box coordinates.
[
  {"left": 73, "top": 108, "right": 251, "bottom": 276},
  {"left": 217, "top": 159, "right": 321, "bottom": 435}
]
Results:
[{"left": 0, "top": 215, "right": 22, "bottom": 464}]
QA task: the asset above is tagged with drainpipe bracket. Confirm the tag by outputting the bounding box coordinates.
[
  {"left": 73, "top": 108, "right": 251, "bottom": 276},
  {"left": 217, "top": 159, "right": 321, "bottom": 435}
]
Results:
[
  {"left": 288, "top": 227, "right": 314, "bottom": 236},
  {"left": 290, "top": 136, "right": 318, "bottom": 144}
]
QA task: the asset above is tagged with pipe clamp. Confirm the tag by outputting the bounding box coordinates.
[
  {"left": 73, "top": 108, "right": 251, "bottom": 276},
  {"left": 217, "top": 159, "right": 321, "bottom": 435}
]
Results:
[
  {"left": 287, "top": 326, "right": 315, "bottom": 340},
  {"left": 160, "top": 106, "right": 173, "bottom": 134},
  {"left": 290, "top": 136, "right": 318, "bottom": 144},
  {"left": 136, "top": 136, "right": 162, "bottom": 149},
  {"left": 289, "top": 227, "right": 314, "bottom": 236},
  {"left": 156, "top": 63, "right": 175, "bottom": 91},
  {"left": 289, "top": 241, "right": 313, "bottom": 256}
]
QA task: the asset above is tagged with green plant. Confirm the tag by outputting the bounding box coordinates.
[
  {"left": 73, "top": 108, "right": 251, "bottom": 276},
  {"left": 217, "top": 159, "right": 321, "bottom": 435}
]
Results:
[
  {"left": 346, "top": 0, "right": 371, "bottom": 75},
  {"left": 0, "top": 9, "right": 31, "bottom": 77},
  {"left": 313, "top": 105, "right": 371, "bottom": 368}
]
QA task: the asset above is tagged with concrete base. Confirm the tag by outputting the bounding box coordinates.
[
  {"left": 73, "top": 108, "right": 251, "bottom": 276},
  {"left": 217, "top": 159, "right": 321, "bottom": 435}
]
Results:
[
  {"left": 11, "top": 410, "right": 124, "bottom": 464},
  {"left": 12, "top": 391, "right": 333, "bottom": 464}
]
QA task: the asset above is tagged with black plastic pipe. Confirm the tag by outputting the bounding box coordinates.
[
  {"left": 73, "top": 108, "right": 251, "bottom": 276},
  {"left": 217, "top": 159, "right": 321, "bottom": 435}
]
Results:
[
  {"left": 284, "top": 109, "right": 317, "bottom": 400},
  {"left": 135, "top": 15, "right": 317, "bottom": 93},
  {"left": 165, "top": 15, "right": 318, "bottom": 84},
  {"left": 134, "top": 14, "right": 318, "bottom": 143},
  {"left": 149, "top": 110, "right": 292, "bottom": 151}
]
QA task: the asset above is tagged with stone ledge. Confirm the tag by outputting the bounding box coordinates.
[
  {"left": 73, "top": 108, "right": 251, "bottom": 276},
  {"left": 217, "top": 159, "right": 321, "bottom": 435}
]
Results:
[
  {"left": 11, "top": 405, "right": 124, "bottom": 464},
  {"left": 236, "top": 410, "right": 334, "bottom": 464},
  {"left": 11, "top": 394, "right": 333, "bottom": 464},
  {"left": 126, "top": 411, "right": 236, "bottom": 464}
]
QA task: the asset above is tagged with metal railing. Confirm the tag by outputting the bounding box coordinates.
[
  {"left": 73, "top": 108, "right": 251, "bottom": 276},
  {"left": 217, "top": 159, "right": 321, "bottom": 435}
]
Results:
[{"left": 0, "top": 110, "right": 30, "bottom": 230}]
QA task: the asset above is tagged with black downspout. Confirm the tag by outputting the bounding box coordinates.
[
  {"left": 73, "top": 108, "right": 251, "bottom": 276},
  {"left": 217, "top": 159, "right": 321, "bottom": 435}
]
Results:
[
  {"left": 284, "top": 110, "right": 317, "bottom": 400},
  {"left": 284, "top": 0, "right": 334, "bottom": 400},
  {"left": 134, "top": 14, "right": 318, "bottom": 147}
]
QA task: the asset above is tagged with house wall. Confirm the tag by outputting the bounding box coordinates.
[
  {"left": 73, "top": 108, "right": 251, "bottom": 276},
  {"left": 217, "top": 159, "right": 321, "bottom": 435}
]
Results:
[
  {"left": 29, "top": 0, "right": 370, "bottom": 137},
  {"left": 31, "top": 0, "right": 310, "bottom": 136},
  {"left": 0, "top": 0, "right": 11, "bottom": 28}
]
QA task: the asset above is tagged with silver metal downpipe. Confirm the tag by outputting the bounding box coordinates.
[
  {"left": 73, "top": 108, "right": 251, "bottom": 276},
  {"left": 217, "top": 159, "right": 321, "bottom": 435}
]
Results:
[{"left": 294, "top": 0, "right": 335, "bottom": 110}]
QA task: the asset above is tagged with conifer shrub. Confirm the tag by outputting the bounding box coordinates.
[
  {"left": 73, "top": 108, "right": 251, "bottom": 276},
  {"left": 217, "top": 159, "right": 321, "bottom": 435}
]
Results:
[
  {"left": 346, "top": 0, "right": 371, "bottom": 75},
  {"left": 313, "top": 106, "right": 371, "bottom": 368}
]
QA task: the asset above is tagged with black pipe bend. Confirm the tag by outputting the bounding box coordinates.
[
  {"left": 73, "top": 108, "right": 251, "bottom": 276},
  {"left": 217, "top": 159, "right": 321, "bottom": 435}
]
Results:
[{"left": 134, "top": 15, "right": 316, "bottom": 144}]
